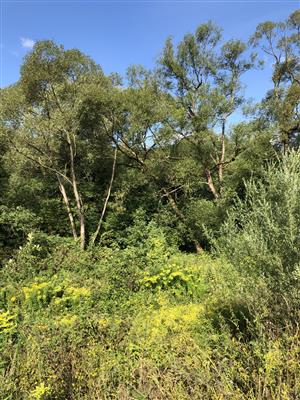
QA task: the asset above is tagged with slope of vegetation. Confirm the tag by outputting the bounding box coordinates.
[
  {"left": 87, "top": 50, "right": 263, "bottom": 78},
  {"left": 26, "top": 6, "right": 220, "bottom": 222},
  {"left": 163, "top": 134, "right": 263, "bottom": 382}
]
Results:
[{"left": 0, "top": 9, "right": 299, "bottom": 400}]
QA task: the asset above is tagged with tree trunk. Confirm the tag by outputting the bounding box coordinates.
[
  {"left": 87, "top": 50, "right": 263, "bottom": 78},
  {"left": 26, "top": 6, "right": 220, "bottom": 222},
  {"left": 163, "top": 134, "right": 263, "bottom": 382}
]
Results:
[
  {"left": 91, "top": 147, "right": 117, "bottom": 245},
  {"left": 218, "top": 119, "right": 226, "bottom": 195},
  {"left": 205, "top": 169, "right": 219, "bottom": 200},
  {"left": 193, "top": 241, "right": 204, "bottom": 254},
  {"left": 57, "top": 175, "right": 78, "bottom": 240},
  {"left": 66, "top": 132, "right": 86, "bottom": 250}
]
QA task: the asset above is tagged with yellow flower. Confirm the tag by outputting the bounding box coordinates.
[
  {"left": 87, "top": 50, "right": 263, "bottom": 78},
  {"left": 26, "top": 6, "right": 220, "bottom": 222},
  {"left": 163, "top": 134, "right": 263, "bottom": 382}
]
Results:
[
  {"left": 57, "top": 314, "right": 78, "bottom": 326},
  {"left": 30, "top": 382, "right": 51, "bottom": 399},
  {"left": 0, "top": 311, "right": 16, "bottom": 333},
  {"left": 65, "top": 286, "right": 91, "bottom": 298}
]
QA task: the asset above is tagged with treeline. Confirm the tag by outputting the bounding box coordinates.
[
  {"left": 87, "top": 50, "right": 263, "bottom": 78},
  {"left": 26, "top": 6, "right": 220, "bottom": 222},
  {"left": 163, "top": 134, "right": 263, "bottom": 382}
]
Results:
[{"left": 1, "top": 10, "right": 299, "bottom": 255}]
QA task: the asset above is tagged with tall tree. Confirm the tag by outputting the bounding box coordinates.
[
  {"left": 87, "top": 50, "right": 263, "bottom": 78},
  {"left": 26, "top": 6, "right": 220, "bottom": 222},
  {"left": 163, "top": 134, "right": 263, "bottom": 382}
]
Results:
[
  {"left": 159, "top": 22, "right": 254, "bottom": 200},
  {"left": 1, "top": 41, "right": 117, "bottom": 249},
  {"left": 250, "top": 10, "right": 300, "bottom": 151}
]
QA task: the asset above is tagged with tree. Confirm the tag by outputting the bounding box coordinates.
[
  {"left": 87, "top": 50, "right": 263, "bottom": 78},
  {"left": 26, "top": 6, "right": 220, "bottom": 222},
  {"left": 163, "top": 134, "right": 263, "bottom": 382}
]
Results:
[
  {"left": 250, "top": 10, "right": 300, "bottom": 151},
  {"left": 159, "top": 22, "right": 255, "bottom": 200},
  {"left": 1, "top": 41, "right": 117, "bottom": 249}
]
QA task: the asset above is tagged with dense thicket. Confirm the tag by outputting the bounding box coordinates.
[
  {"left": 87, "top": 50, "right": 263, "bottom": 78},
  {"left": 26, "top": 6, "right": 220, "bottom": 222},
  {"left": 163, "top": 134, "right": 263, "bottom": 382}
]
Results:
[{"left": 0, "top": 10, "right": 299, "bottom": 400}]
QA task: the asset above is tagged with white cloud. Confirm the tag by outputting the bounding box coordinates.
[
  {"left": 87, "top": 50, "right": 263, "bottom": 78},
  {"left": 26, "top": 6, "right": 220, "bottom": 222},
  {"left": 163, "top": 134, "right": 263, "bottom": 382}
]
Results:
[{"left": 21, "top": 37, "right": 35, "bottom": 49}]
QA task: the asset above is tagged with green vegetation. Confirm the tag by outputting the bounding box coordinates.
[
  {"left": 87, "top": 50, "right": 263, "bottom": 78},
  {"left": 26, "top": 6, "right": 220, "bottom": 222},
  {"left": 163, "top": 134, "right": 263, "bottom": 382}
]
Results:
[{"left": 0, "top": 10, "right": 299, "bottom": 399}]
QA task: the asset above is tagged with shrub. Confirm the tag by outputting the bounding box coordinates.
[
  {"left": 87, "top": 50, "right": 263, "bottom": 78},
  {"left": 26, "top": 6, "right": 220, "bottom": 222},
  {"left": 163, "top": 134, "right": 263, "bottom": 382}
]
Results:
[{"left": 211, "top": 150, "right": 300, "bottom": 323}]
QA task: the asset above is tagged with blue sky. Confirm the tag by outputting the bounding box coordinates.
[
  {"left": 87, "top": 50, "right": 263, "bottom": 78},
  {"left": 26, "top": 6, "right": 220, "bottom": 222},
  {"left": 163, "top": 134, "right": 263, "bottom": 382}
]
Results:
[{"left": 1, "top": 0, "right": 299, "bottom": 106}]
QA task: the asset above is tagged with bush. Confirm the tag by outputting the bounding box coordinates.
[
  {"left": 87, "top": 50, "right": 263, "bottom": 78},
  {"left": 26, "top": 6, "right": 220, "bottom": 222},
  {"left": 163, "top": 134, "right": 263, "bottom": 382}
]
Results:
[{"left": 211, "top": 151, "right": 300, "bottom": 321}]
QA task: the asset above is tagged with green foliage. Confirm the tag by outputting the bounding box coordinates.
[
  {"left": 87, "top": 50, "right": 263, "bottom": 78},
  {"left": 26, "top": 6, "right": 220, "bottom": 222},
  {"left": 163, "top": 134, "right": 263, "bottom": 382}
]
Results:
[
  {"left": 141, "top": 269, "right": 192, "bottom": 295},
  {"left": 1, "top": 238, "right": 299, "bottom": 399},
  {"left": 0, "top": 206, "right": 39, "bottom": 243},
  {"left": 250, "top": 11, "right": 300, "bottom": 149},
  {"left": 0, "top": 206, "right": 41, "bottom": 262},
  {"left": 214, "top": 150, "right": 300, "bottom": 281},
  {"left": 210, "top": 150, "right": 300, "bottom": 333},
  {"left": 0, "top": 10, "right": 300, "bottom": 399}
]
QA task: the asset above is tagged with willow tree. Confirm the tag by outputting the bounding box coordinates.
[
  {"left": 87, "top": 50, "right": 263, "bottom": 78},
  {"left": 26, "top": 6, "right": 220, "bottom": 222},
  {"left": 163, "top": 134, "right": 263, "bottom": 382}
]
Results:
[
  {"left": 159, "top": 22, "right": 255, "bottom": 201},
  {"left": 251, "top": 10, "right": 300, "bottom": 151},
  {"left": 2, "top": 41, "right": 116, "bottom": 249}
]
